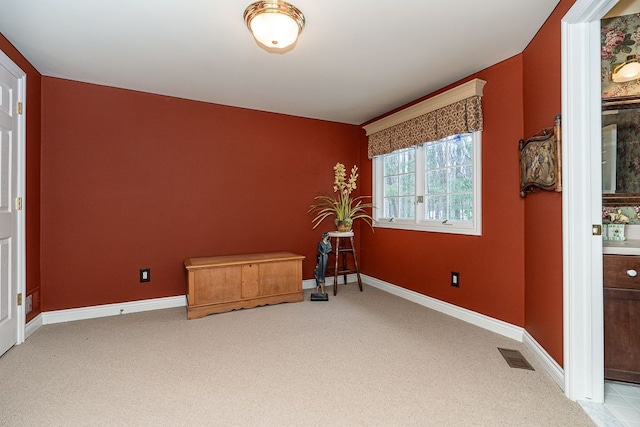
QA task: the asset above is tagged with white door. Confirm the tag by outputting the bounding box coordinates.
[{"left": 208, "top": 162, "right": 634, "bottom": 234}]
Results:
[
  {"left": 0, "top": 51, "right": 25, "bottom": 357},
  {"left": 562, "top": 0, "right": 615, "bottom": 402}
]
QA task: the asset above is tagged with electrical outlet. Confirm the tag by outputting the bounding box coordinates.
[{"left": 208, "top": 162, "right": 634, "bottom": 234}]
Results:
[
  {"left": 451, "top": 272, "right": 459, "bottom": 287},
  {"left": 140, "top": 268, "right": 150, "bottom": 283}
]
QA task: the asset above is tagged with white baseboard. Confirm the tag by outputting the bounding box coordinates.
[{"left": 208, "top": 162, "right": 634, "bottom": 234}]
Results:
[
  {"left": 25, "top": 313, "right": 43, "bottom": 339},
  {"left": 523, "top": 330, "right": 565, "bottom": 390},
  {"left": 302, "top": 274, "right": 358, "bottom": 290},
  {"left": 28, "top": 276, "right": 342, "bottom": 334},
  {"left": 361, "top": 274, "right": 524, "bottom": 341},
  {"left": 42, "top": 295, "right": 187, "bottom": 325}
]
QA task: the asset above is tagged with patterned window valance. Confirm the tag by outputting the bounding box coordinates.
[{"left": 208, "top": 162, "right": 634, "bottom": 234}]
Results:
[{"left": 364, "top": 79, "right": 486, "bottom": 159}]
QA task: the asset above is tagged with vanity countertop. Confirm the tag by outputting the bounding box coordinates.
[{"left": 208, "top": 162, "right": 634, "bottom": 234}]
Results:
[{"left": 603, "top": 239, "right": 640, "bottom": 255}]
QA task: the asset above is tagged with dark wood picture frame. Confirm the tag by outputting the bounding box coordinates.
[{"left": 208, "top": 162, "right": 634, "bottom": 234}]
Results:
[
  {"left": 519, "top": 114, "right": 562, "bottom": 197},
  {"left": 601, "top": 97, "right": 640, "bottom": 206}
]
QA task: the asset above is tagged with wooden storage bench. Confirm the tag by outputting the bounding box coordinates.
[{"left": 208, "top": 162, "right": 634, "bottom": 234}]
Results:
[{"left": 184, "top": 252, "right": 305, "bottom": 319}]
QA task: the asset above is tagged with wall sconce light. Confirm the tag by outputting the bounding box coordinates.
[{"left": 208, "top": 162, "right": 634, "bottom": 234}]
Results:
[
  {"left": 244, "top": 1, "right": 305, "bottom": 51},
  {"left": 612, "top": 55, "right": 640, "bottom": 83}
]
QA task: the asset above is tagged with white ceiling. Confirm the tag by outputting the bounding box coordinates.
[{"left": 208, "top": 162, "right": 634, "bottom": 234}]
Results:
[{"left": 0, "top": 0, "right": 560, "bottom": 125}]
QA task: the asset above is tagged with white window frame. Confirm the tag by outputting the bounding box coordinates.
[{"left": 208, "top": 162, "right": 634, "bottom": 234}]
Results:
[{"left": 372, "top": 132, "right": 482, "bottom": 236}]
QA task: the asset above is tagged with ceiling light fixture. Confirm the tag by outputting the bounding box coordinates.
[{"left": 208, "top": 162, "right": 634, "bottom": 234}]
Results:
[
  {"left": 612, "top": 55, "right": 640, "bottom": 83},
  {"left": 243, "top": 1, "right": 305, "bottom": 51}
]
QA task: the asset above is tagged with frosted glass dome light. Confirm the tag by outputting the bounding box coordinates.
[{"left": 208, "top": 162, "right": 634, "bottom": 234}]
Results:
[
  {"left": 612, "top": 56, "right": 640, "bottom": 83},
  {"left": 244, "top": 1, "right": 305, "bottom": 50}
]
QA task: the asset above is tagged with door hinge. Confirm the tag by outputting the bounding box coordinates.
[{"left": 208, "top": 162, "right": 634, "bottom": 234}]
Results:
[
  {"left": 592, "top": 224, "right": 602, "bottom": 236},
  {"left": 15, "top": 197, "right": 22, "bottom": 210},
  {"left": 17, "top": 293, "right": 22, "bottom": 306},
  {"left": 17, "top": 102, "right": 23, "bottom": 115}
]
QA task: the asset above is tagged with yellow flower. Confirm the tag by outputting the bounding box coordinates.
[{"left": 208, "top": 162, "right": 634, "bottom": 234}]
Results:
[
  {"left": 609, "top": 208, "right": 630, "bottom": 224},
  {"left": 309, "top": 162, "right": 375, "bottom": 231}
]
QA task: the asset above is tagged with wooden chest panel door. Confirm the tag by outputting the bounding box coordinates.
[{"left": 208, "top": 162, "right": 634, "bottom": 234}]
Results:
[
  {"left": 194, "top": 266, "right": 242, "bottom": 305},
  {"left": 241, "top": 263, "right": 259, "bottom": 299},
  {"left": 259, "top": 260, "right": 301, "bottom": 295}
]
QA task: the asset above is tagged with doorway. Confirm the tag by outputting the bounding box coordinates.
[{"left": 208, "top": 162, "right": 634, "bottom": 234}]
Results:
[{"left": 561, "top": 0, "right": 640, "bottom": 404}]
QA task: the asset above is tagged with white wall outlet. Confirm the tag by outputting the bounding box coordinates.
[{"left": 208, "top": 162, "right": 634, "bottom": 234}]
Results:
[
  {"left": 140, "top": 268, "right": 150, "bottom": 282},
  {"left": 451, "top": 272, "right": 460, "bottom": 287}
]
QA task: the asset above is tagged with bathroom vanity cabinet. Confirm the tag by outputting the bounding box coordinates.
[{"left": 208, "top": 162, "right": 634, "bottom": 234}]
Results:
[{"left": 603, "top": 254, "right": 640, "bottom": 384}]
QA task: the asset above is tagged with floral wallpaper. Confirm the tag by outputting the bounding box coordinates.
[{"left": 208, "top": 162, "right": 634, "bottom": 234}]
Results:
[{"left": 602, "top": 13, "right": 640, "bottom": 98}]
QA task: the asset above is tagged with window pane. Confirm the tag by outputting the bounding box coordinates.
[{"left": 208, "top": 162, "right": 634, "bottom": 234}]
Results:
[
  {"left": 426, "top": 142, "right": 446, "bottom": 169},
  {"left": 384, "top": 197, "right": 399, "bottom": 218},
  {"left": 426, "top": 170, "right": 446, "bottom": 194},
  {"left": 399, "top": 174, "right": 415, "bottom": 196},
  {"left": 447, "top": 135, "right": 473, "bottom": 166},
  {"left": 448, "top": 165, "right": 473, "bottom": 193},
  {"left": 449, "top": 194, "right": 473, "bottom": 221},
  {"left": 398, "top": 149, "right": 416, "bottom": 174},
  {"left": 425, "top": 196, "right": 447, "bottom": 220},
  {"left": 382, "top": 147, "right": 416, "bottom": 220},
  {"left": 398, "top": 196, "right": 415, "bottom": 219},
  {"left": 384, "top": 154, "right": 399, "bottom": 175},
  {"left": 384, "top": 176, "right": 398, "bottom": 197},
  {"left": 423, "top": 133, "right": 474, "bottom": 224}
]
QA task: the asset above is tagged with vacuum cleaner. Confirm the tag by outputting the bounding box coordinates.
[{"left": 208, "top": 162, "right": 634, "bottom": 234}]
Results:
[{"left": 311, "top": 232, "right": 331, "bottom": 301}]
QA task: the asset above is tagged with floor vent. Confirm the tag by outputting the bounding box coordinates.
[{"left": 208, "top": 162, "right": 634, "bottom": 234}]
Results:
[{"left": 498, "top": 348, "right": 535, "bottom": 371}]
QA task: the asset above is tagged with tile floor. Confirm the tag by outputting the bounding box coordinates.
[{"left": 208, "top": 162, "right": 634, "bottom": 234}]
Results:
[{"left": 605, "top": 381, "right": 640, "bottom": 427}]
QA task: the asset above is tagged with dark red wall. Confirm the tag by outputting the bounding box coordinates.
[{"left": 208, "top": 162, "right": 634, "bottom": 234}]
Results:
[
  {"left": 0, "top": 34, "right": 42, "bottom": 321},
  {"left": 41, "top": 78, "right": 363, "bottom": 311},
  {"left": 358, "top": 56, "right": 527, "bottom": 327},
  {"left": 522, "top": 0, "right": 576, "bottom": 366}
]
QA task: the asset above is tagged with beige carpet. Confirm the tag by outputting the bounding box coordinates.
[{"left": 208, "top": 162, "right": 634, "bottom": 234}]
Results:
[{"left": 0, "top": 283, "right": 594, "bottom": 426}]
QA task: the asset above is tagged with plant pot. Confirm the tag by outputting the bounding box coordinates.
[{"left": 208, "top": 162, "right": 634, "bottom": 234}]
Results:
[
  {"left": 335, "top": 218, "right": 353, "bottom": 232},
  {"left": 609, "top": 223, "right": 626, "bottom": 241}
]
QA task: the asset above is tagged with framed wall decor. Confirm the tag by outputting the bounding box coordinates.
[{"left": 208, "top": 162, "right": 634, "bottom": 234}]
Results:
[{"left": 519, "top": 114, "right": 562, "bottom": 197}]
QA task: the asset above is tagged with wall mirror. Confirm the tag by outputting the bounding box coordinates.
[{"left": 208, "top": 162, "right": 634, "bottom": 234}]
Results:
[{"left": 602, "top": 98, "right": 640, "bottom": 206}]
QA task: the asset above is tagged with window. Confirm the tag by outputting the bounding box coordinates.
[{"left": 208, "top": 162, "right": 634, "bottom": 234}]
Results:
[
  {"left": 364, "top": 79, "right": 485, "bottom": 235},
  {"left": 382, "top": 148, "right": 416, "bottom": 219},
  {"left": 373, "top": 132, "right": 481, "bottom": 235}
]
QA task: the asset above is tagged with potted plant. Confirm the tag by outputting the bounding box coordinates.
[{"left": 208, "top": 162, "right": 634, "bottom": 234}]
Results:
[
  {"left": 309, "top": 163, "right": 374, "bottom": 232},
  {"left": 603, "top": 207, "right": 631, "bottom": 241}
]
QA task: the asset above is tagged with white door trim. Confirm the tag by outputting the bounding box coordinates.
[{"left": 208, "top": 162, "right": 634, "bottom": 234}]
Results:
[
  {"left": 561, "top": 0, "right": 619, "bottom": 403},
  {"left": 0, "top": 49, "right": 26, "bottom": 346}
]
